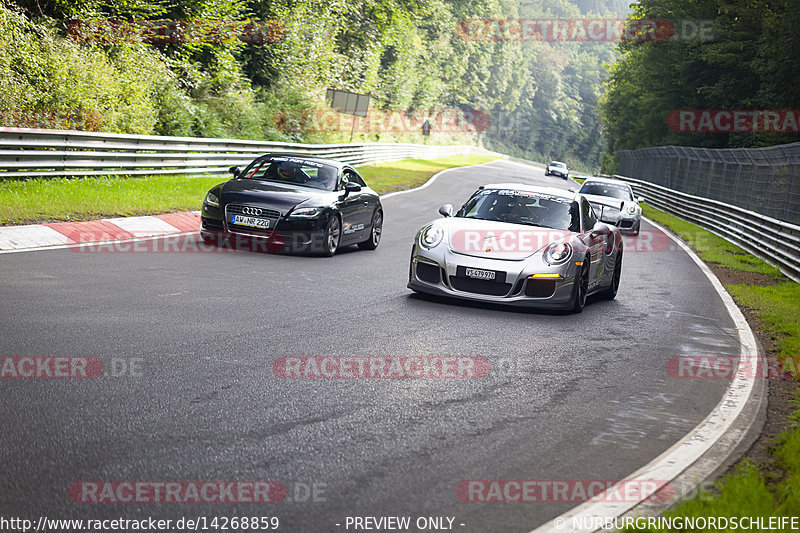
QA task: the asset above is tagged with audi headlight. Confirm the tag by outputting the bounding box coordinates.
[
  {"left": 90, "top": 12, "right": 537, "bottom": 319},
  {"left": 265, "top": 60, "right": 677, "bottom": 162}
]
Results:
[
  {"left": 289, "top": 207, "right": 323, "bottom": 218},
  {"left": 204, "top": 192, "right": 219, "bottom": 207},
  {"left": 419, "top": 225, "right": 444, "bottom": 249},
  {"left": 626, "top": 205, "right": 637, "bottom": 215},
  {"left": 543, "top": 242, "right": 572, "bottom": 265}
]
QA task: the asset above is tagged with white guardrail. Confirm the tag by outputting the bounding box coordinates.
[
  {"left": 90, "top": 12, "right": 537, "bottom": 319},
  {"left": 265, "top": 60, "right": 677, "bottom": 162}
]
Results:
[
  {"left": 0, "top": 127, "right": 487, "bottom": 177},
  {"left": 612, "top": 174, "right": 800, "bottom": 283}
]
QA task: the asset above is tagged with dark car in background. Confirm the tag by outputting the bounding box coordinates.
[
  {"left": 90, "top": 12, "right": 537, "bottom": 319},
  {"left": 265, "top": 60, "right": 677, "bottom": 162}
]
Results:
[{"left": 201, "top": 154, "right": 383, "bottom": 256}]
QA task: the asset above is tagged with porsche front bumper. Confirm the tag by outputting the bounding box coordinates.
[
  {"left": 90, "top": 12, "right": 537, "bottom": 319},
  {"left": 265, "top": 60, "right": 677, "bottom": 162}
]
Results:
[{"left": 407, "top": 245, "right": 581, "bottom": 309}]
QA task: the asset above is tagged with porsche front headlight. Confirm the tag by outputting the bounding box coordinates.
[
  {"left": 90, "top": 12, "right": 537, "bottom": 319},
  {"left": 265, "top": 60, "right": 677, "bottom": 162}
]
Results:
[
  {"left": 419, "top": 225, "right": 444, "bottom": 249},
  {"left": 626, "top": 205, "right": 637, "bottom": 215},
  {"left": 543, "top": 242, "right": 572, "bottom": 265}
]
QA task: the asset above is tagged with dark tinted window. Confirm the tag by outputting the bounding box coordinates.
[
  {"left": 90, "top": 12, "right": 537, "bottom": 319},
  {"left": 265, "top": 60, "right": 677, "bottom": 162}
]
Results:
[
  {"left": 457, "top": 189, "right": 579, "bottom": 231},
  {"left": 239, "top": 157, "right": 338, "bottom": 191},
  {"left": 581, "top": 198, "right": 597, "bottom": 230},
  {"left": 579, "top": 182, "right": 632, "bottom": 201},
  {"left": 341, "top": 170, "right": 366, "bottom": 188}
]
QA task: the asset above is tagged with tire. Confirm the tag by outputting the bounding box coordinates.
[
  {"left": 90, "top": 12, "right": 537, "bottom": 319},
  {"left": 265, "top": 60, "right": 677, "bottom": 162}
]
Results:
[
  {"left": 358, "top": 210, "right": 382, "bottom": 250},
  {"left": 321, "top": 216, "right": 341, "bottom": 257},
  {"left": 571, "top": 263, "right": 589, "bottom": 313},
  {"left": 602, "top": 250, "right": 622, "bottom": 300}
]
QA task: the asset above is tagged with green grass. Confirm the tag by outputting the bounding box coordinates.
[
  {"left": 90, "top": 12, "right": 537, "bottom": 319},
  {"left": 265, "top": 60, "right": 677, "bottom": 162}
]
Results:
[
  {"left": 357, "top": 154, "right": 497, "bottom": 194},
  {"left": 642, "top": 204, "right": 783, "bottom": 276},
  {"left": 0, "top": 174, "right": 230, "bottom": 225},
  {"left": 620, "top": 205, "right": 800, "bottom": 530},
  {"left": 0, "top": 154, "right": 497, "bottom": 225},
  {"left": 726, "top": 283, "right": 800, "bottom": 374}
]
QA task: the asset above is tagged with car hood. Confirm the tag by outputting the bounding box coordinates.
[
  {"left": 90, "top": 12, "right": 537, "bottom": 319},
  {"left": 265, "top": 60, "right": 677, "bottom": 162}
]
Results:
[
  {"left": 220, "top": 179, "right": 321, "bottom": 213},
  {"left": 443, "top": 218, "right": 572, "bottom": 261}
]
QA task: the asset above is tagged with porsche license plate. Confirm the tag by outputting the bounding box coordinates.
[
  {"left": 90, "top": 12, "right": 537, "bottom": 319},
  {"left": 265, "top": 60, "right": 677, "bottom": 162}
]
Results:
[
  {"left": 231, "top": 215, "right": 270, "bottom": 229},
  {"left": 465, "top": 267, "right": 496, "bottom": 280}
]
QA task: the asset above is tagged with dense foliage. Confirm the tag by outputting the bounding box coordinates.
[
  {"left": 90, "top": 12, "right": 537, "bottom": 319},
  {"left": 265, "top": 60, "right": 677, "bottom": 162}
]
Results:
[
  {"left": 600, "top": 0, "right": 800, "bottom": 168},
  {"left": 2, "top": 0, "right": 631, "bottom": 170}
]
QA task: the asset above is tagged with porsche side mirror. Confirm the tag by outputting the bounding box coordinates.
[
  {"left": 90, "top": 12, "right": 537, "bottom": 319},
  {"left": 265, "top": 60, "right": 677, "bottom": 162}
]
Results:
[
  {"left": 597, "top": 206, "right": 615, "bottom": 225},
  {"left": 229, "top": 166, "right": 242, "bottom": 178},
  {"left": 439, "top": 204, "right": 454, "bottom": 217}
]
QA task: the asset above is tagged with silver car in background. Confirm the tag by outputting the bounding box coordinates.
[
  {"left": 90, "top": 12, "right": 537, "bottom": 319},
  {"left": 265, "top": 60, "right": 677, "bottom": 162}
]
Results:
[
  {"left": 407, "top": 183, "right": 624, "bottom": 313},
  {"left": 578, "top": 177, "right": 642, "bottom": 235},
  {"left": 545, "top": 161, "right": 570, "bottom": 179}
]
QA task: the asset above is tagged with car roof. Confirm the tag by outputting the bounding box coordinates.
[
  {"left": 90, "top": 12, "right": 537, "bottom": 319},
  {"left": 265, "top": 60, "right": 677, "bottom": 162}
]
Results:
[
  {"left": 549, "top": 161, "right": 566, "bottom": 165},
  {"left": 480, "top": 182, "right": 577, "bottom": 201},
  {"left": 259, "top": 153, "right": 347, "bottom": 171},
  {"left": 581, "top": 176, "right": 633, "bottom": 188}
]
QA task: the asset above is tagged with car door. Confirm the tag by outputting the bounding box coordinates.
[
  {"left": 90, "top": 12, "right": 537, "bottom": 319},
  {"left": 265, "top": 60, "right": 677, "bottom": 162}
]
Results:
[
  {"left": 350, "top": 168, "right": 378, "bottom": 224},
  {"left": 337, "top": 170, "right": 368, "bottom": 243},
  {"left": 581, "top": 197, "right": 607, "bottom": 287}
]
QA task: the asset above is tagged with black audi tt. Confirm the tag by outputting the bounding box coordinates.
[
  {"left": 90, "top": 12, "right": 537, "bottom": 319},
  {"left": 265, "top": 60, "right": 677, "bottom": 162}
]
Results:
[{"left": 201, "top": 154, "right": 383, "bottom": 256}]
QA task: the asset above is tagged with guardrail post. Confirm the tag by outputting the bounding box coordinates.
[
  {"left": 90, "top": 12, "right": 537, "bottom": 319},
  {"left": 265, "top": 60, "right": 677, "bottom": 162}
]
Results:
[{"left": 786, "top": 164, "right": 797, "bottom": 222}]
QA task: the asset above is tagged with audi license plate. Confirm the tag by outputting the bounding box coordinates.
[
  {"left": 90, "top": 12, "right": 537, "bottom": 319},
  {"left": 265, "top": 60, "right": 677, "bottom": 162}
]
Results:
[
  {"left": 464, "top": 267, "right": 496, "bottom": 280},
  {"left": 231, "top": 215, "right": 270, "bottom": 229}
]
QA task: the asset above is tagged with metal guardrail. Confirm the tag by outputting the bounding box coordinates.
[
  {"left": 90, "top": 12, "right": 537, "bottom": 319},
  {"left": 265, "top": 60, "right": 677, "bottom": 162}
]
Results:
[
  {"left": 617, "top": 143, "right": 800, "bottom": 224},
  {"left": 0, "top": 128, "right": 485, "bottom": 178},
  {"left": 612, "top": 174, "right": 800, "bottom": 282}
]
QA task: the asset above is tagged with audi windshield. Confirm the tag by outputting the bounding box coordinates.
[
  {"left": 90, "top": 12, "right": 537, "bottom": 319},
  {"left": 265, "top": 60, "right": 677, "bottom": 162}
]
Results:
[{"left": 240, "top": 157, "right": 339, "bottom": 191}]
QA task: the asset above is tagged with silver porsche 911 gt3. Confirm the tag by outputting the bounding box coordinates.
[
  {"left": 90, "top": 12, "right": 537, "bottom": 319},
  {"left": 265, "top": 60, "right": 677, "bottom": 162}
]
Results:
[{"left": 407, "top": 183, "right": 624, "bottom": 313}]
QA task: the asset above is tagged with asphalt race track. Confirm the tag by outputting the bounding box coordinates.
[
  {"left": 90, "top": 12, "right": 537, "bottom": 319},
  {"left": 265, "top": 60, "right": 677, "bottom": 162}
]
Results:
[{"left": 0, "top": 160, "right": 740, "bottom": 532}]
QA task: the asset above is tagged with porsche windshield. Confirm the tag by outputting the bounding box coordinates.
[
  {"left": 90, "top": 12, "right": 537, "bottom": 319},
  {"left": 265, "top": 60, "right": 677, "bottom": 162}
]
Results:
[
  {"left": 457, "top": 190, "right": 579, "bottom": 231},
  {"left": 579, "top": 182, "right": 632, "bottom": 201},
  {"left": 240, "top": 157, "right": 338, "bottom": 191}
]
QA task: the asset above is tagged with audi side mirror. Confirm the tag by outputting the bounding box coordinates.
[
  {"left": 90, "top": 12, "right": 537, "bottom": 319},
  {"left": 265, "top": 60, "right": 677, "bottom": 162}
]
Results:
[
  {"left": 229, "top": 166, "right": 241, "bottom": 178},
  {"left": 343, "top": 182, "right": 361, "bottom": 196},
  {"left": 439, "top": 204, "right": 453, "bottom": 217}
]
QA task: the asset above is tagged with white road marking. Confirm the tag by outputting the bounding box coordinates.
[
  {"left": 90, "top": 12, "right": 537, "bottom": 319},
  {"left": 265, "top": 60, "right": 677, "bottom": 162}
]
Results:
[{"left": 529, "top": 216, "right": 759, "bottom": 533}]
